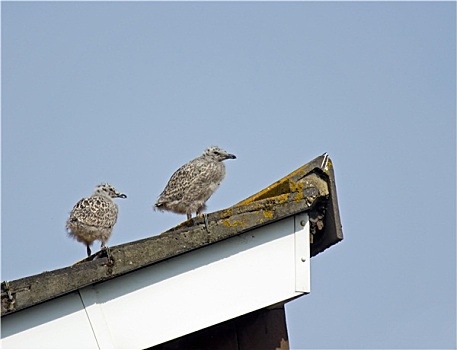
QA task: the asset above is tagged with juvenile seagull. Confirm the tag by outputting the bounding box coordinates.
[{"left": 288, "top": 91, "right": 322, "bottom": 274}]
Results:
[
  {"left": 155, "top": 146, "right": 236, "bottom": 220},
  {"left": 66, "top": 183, "right": 127, "bottom": 256}
]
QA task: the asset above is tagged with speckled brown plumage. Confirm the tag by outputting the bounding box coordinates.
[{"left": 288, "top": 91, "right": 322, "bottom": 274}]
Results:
[
  {"left": 66, "top": 183, "right": 127, "bottom": 256},
  {"left": 155, "top": 146, "right": 236, "bottom": 220}
]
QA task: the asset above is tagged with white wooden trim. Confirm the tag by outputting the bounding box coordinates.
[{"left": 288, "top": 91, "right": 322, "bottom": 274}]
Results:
[
  {"left": 2, "top": 215, "right": 311, "bottom": 349},
  {"left": 1, "top": 293, "right": 98, "bottom": 349},
  {"left": 79, "top": 286, "right": 116, "bottom": 349},
  {"left": 295, "top": 213, "right": 311, "bottom": 293}
]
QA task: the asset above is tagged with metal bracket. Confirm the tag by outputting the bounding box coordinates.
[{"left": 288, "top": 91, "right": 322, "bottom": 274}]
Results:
[
  {"left": 203, "top": 213, "right": 211, "bottom": 233},
  {"left": 320, "top": 152, "right": 331, "bottom": 173}
]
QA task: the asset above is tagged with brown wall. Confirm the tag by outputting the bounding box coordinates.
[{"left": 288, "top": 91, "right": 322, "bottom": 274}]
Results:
[{"left": 149, "top": 305, "right": 289, "bottom": 350}]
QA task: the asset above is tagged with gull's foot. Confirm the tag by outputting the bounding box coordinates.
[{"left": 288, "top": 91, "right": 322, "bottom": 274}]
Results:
[
  {"left": 202, "top": 213, "right": 210, "bottom": 233},
  {"left": 101, "top": 246, "right": 112, "bottom": 261}
]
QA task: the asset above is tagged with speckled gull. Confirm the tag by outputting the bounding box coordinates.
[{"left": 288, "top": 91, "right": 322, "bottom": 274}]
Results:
[
  {"left": 66, "top": 183, "right": 127, "bottom": 256},
  {"left": 155, "top": 146, "right": 236, "bottom": 220}
]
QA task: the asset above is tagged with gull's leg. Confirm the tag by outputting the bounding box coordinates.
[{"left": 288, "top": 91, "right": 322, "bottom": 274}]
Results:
[
  {"left": 101, "top": 243, "right": 112, "bottom": 261},
  {"left": 86, "top": 244, "right": 91, "bottom": 257}
]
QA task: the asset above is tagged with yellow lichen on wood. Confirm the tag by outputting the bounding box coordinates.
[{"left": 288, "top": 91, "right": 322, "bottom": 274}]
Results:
[
  {"left": 263, "top": 210, "right": 274, "bottom": 219},
  {"left": 221, "top": 208, "right": 234, "bottom": 218},
  {"left": 294, "top": 190, "right": 304, "bottom": 202},
  {"left": 222, "top": 219, "right": 245, "bottom": 228},
  {"left": 290, "top": 179, "right": 303, "bottom": 191},
  {"left": 235, "top": 180, "right": 290, "bottom": 206},
  {"left": 234, "top": 164, "right": 313, "bottom": 207}
]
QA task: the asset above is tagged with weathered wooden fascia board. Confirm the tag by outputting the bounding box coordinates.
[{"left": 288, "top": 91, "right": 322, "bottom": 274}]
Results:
[
  {"left": 234, "top": 154, "right": 328, "bottom": 206},
  {"left": 164, "top": 172, "right": 328, "bottom": 237},
  {"left": 231, "top": 153, "right": 343, "bottom": 257},
  {"left": 1, "top": 173, "right": 328, "bottom": 317},
  {"left": 308, "top": 155, "right": 344, "bottom": 257}
]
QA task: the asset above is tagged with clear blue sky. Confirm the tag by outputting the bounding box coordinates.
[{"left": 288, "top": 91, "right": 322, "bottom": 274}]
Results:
[{"left": 2, "top": 2, "right": 455, "bottom": 349}]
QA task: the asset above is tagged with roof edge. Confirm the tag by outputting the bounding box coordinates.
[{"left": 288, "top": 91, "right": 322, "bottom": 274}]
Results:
[{"left": 1, "top": 154, "right": 343, "bottom": 316}]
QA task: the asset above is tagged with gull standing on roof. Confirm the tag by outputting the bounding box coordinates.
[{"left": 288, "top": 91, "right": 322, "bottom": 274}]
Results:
[
  {"left": 155, "top": 146, "right": 236, "bottom": 220},
  {"left": 66, "top": 183, "right": 127, "bottom": 256}
]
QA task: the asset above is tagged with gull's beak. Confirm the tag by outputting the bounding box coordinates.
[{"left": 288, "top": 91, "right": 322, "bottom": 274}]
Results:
[
  {"left": 118, "top": 193, "right": 127, "bottom": 199},
  {"left": 227, "top": 154, "right": 236, "bottom": 160}
]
